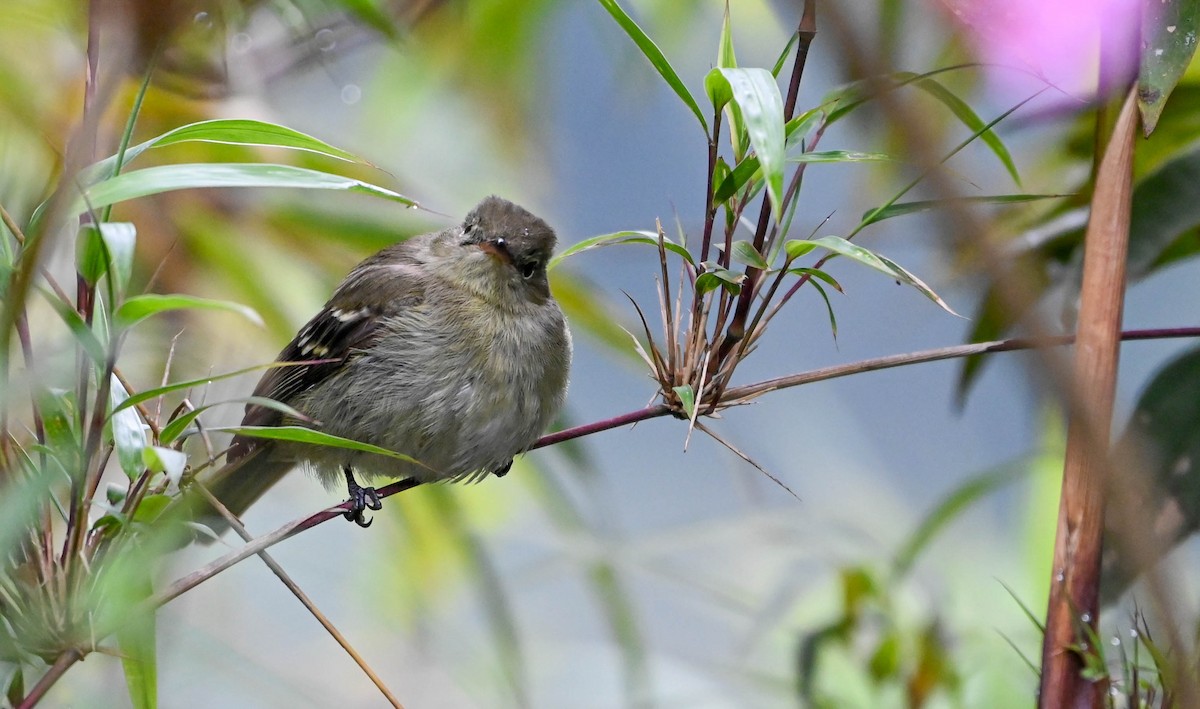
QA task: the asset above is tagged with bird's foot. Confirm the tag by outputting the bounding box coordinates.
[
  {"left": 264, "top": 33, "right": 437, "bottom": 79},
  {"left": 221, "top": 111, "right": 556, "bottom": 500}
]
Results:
[
  {"left": 492, "top": 459, "right": 514, "bottom": 478},
  {"left": 342, "top": 467, "right": 383, "bottom": 528}
]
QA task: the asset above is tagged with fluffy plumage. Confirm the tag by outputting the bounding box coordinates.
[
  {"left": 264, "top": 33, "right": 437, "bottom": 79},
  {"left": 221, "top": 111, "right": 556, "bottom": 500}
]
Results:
[{"left": 206, "top": 196, "right": 571, "bottom": 528}]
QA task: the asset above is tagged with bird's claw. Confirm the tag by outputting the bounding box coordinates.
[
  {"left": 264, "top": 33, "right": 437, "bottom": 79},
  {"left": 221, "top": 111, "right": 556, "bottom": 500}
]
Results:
[{"left": 342, "top": 468, "right": 383, "bottom": 528}]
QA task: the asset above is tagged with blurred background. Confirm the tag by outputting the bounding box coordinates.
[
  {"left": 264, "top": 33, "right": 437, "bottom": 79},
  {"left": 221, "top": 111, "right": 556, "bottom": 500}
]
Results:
[{"left": 2, "top": 0, "right": 1199, "bottom": 706}]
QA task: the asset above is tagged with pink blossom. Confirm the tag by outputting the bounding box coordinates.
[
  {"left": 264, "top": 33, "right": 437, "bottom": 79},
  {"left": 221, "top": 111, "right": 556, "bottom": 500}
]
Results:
[{"left": 940, "top": 0, "right": 1140, "bottom": 102}]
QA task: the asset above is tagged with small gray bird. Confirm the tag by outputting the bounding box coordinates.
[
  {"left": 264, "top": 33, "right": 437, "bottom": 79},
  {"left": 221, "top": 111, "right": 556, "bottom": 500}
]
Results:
[{"left": 206, "top": 196, "right": 571, "bottom": 529}]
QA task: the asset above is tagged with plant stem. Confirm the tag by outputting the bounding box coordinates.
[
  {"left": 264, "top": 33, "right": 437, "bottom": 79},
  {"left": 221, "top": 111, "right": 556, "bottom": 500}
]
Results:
[
  {"left": 719, "top": 0, "right": 817, "bottom": 366},
  {"left": 1037, "top": 87, "right": 1135, "bottom": 709},
  {"left": 154, "top": 326, "right": 1200, "bottom": 606},
  {"left": 699, "top": 111, "right": 723, "bottom": 265},
  {"left": 17, "top": 649, "right": 83, "bottom": 709}
]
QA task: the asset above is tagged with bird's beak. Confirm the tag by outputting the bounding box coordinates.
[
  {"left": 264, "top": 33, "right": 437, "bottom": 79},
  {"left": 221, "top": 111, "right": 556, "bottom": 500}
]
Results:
[{"left": 478, "top": 239, "right": 513, "bottom": 265}]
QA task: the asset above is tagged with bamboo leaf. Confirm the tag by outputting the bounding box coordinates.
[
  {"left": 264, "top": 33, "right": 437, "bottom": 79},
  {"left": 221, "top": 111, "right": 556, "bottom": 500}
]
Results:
[
  {"left": 596, "top": 0, "right": 708, "bottom": 133},
  {"left": 70, "top": 163, "right": 417, "bottom": 219},
  {"left": 549, "top": 230, "right": 693, "bottom": 269},
  {"left": 786, "top": 236, "right": 960, "bottom": 316},
  {"left": 717, "top": 68, "right": 785, "bottom": 219},
  {"left": 727, "top": 240, "right": 770, "bottom": 269},
  {"left": 672, "top": 385, "right": 697, "bottom": 418},
  {"left": 110, "top": 377, "right": 148, "bottom": 480},
  {"left": 210, "top": 426, "right": 424, "bottom": 467},
  {"left": 1138, "top": 0, "right": 1200, "bottom": 134},
  {"left": 861, "top": 194, "right": 1070, "bottom": 227},
  {"left": 85, "top": 119, "right": 370, "bottom": 182},
  {"left": 115, "top": 294, "right": 263, "bottom": 330}
]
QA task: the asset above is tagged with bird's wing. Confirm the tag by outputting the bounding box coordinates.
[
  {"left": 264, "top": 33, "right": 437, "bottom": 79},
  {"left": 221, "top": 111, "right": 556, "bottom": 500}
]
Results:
[{"left": 228, "top": 242, "right": 428, "bottom": 461}]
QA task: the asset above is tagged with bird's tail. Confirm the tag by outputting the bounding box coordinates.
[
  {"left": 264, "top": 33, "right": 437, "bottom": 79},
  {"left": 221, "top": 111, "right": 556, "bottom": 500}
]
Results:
[{"left": 187, "top": 448, "right": 293, "bottom": 543}]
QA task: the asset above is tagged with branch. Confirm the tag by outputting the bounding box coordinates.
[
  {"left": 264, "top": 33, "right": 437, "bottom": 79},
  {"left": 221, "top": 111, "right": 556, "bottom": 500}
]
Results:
[
  {"left": 157, "top": 326, "right": 1200, "bottom": 605},
  {"left": 195, "top": 485, "right": 405, "bottom": 708},
  {"left": 17, "top": 649, "right": 83, "bottom": 709}
]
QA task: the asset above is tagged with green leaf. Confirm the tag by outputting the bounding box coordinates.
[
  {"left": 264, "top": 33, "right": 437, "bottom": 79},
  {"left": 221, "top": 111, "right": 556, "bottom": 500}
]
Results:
[
  {"left": 77, "top": 225, "right": 107, "bottom": 286},
  {"left": 672, "top": 385, "right": 697, "bottom": 418},
  {"left": 727, "top": 240, "right": 770, "bottom": 270},
  {"left": 549, "top": 230, "right": 694, "bottom": 270},
  {"left": 787, "top": 236, "right": 960, "bottom": 316},
  {"left": 113, "top": 362, "right": 299, "bottom": 413},
  {"left": 1138, "top": 0, "right": 1200, "bottom": 135},
  {"left": 142, "top": 447, "right": 187, "bottom": 486},
  {"left": 1105, "top": 346, "right": 1200, "bottom": 596},
  {"left": 822, "top": 66, "right": 1020, "bottom": 183},
  {"left": 115, "top": 294, "right": 263, "bottom": 330},
  {"left": 704, "top": 68, "right": 733, "bottom": 111},
  {"left": 791, "top": 150, "right": 893, "bottom": 164},
  {"left": 771, "top": 32, "right": 799, "bottom": 78},
  {"left": 39, "top": 287, "right": 106, "bottom": 363},
  {"left": 4, "top": 667, "right": 22, "bottom": 707},
  {"left": 72, "top": 163, "right": 417, "bottom": 218},
  {"left": 132, "top": 494, "right": 172, "bottom": 524},
  {"left": 784, "top": 240, "right": 816, "bottom": 259},
  {"left": 595, "top": 0, "right": 708, "bottom": 134},
  {"left": 892, "top": 463, "right": 1025, "bottom": 579},
  {"left": 861, "top": 194, "right": 1070, "bottom": 227},
  {"left": 211, "top": 426, "right": 425, "bottom": 467},
  {"left": 786, "top": 267, "right": 844, "bottom": 293},
  {"left": 712, "top": 110, "right": 825, "bottom": 204},
  {"left": 906, "top": 75, "right": 1021, "bottom": 186},
  {"left": 717, "top": 2, "right": 736, "bottom": 70},
  {"left": 332, "top": 0, "right": 400, "bottom": 40},
  {"left": 85, "top": 119, "right": 370, "bottom": 183},
  {"left": 117, "top": 598, "right": 157, "bottom": 709},
  {"left": 695, "top": 262, "right": 744, "bottom": 295},
  {"left": 717, "top": 68, "right": 786, "bottom": 219},
  {"left": 1127, "top": 145, "right": 1200, "bottom": 277},
  {"left": 808, "top": 281, "right": 838, "bottom": 340},
  {"left": 100, "top": 222, "right": 136, "bottom": 293},
  {"left": 110, "top": 377, "right": 148, "bottom": 480},
  {"left": 159, "top": 396, "right": 313, "bottom": 444}
]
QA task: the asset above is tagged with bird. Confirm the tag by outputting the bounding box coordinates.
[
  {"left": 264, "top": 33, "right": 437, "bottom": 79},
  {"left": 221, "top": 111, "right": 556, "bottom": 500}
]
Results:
[{"left": 201, "top": 196, "right": 571, "bottom": 531}]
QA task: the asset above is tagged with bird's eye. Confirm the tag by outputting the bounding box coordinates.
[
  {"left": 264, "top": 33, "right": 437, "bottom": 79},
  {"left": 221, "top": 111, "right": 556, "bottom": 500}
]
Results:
[{"left": 520, "top": 263, "right": 537, "bottom": 279}]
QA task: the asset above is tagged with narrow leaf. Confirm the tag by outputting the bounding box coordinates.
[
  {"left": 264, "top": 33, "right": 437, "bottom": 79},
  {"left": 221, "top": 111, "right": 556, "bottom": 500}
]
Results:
[
  {"left": 74, "top": 163, "right": 417, "bottom": 218},
  {"left": 596, "top": 0, "right": 708, "bottom": 133},
  {"left": 907, "top": 75, "right": 1022, "bottom": 186},
  {"left": 117, "top": 593, "right": 157, "bottom": 709},
  {"left": 893, "top": 464, "right": 1025, "bottom": 579},
  {"left": 85, "top": 119, "right": 370, "bottom": 182},
  {"left": 111, "top": 377, "right": 148, "bottom": 480},
  {"left": 211, "top": 426, "right": 425, "bottom": 467},
  {"left": 772, "top": 32, "right": 800, "bottom": 77},
  {"left": 861, "top": 194, "right": 1070, "bottom": 227},
  {"left": 113, "top": 362, "right": 311, "bottom": 413},
  {"left": 712, "top": 110, "right": 825, "bottom": 204},
  {"left": 809, "top": 281, "right": 838, "bottom": 340},
  {"left": 142, "top": 446, "right": 187, "bottom": 486},
  {"left": 786, "top": 266, "right": 844, "bottom": 293},
  {"left": 39, "top": 287, "right": 106, "bottom": 363},
  {"left": 1138, "top": 0, "right": 1200, "bottom": 134},
  {"left": 728, "top": 240, "right": 770, "bottom": 270},
  {"left": 159, "top": 396, "right": 313, "bottom": 444},
  {"left": 549, "top": 230, "right": 693, "bottom": 269},
  {"left": 115, "top": 294, "right": 263, "bottom": 330},
  {"left": 719, "top": 68, "right": 786, "bottom": 219},
  {"left": 695, "top": 262, "right": 744, "bottom": 295},
  {"left": 672, "top": 385, "right": 697, "bottom": 418},
  {"left": 790, "top": 236, "right": 960, "bottom": 316}
]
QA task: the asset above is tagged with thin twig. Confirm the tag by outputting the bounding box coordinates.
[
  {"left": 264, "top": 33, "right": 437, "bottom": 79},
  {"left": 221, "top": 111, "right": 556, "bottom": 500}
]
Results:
[
  {"left": 694, "top": 420, "right": 800, "bottom": 500},
  {"left": 194, "top": 484, "right": 405, "bottom": 708},
  {"left": 154, "top": 478, "right": 423, "bottom": 607},
  {"left": 16, "top": 648, "right": 83, "bottom": 709}
]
